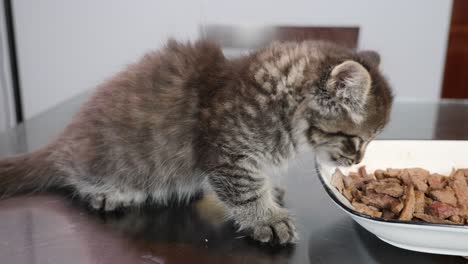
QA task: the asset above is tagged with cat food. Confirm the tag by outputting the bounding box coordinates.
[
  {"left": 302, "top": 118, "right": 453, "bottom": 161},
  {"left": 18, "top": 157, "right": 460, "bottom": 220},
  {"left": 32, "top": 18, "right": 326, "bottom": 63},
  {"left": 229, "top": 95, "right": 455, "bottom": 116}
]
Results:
[{"left": 331, "top": 167, "right": 468, "bottom": 225}]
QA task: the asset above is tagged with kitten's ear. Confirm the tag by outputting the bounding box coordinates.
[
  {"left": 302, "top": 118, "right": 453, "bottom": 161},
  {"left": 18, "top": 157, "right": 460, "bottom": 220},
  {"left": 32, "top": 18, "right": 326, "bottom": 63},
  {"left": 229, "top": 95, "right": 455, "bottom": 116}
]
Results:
[
  {"left": 326, "top": 60, "right": 371, "bottom": 122},
  {"left": 359, "top": 50, "right": 380, "bottom": 67}
]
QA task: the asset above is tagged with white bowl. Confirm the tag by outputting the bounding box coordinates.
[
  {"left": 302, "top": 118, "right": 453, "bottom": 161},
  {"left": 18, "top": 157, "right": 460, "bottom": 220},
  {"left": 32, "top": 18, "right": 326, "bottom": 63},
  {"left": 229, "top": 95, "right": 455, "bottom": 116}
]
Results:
[{"left": 315, "top": 140, "right": 468, "bottom": 256}]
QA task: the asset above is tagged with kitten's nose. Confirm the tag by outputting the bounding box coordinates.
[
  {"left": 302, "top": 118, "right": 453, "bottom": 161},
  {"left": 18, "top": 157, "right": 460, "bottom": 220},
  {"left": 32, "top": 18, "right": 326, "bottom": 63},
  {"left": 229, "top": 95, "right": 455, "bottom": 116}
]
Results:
[{"left": 354, "top": 151, "right": 364, "bottom": 164}]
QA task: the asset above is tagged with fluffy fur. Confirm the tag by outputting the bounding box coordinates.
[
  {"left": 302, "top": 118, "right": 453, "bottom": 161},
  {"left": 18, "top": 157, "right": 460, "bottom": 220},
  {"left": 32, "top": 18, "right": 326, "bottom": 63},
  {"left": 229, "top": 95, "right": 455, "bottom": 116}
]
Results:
[{"left": 0, "top": 39, "right": 393, "bottom": 244}]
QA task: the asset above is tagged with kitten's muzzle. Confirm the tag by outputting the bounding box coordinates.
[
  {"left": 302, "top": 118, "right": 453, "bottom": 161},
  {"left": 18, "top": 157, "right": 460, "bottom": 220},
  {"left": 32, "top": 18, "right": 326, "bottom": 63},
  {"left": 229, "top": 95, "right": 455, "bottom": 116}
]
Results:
[
  {"left": 315, "top": 143, "right": 366, "bottom": 167},
  {"left": 341, "top": 152, "right": 364, "bottom": 165},
  {"left": 354, "top": 150, "right": 364, "bottom": 164}
]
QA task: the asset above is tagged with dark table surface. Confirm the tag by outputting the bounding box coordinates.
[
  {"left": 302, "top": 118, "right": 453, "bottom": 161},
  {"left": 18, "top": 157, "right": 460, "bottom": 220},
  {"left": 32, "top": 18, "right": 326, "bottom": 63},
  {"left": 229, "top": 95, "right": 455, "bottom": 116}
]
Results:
[{"left": 1, "top": 93, "right": 468, "bottom": 264}]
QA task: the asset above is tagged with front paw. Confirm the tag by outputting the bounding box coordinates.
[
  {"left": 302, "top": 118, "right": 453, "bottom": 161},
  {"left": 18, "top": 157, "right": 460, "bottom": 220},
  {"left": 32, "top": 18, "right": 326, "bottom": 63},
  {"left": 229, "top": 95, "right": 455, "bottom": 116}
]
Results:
[{"left": 250, "top": 211, "right": 298, "bottom": 245}]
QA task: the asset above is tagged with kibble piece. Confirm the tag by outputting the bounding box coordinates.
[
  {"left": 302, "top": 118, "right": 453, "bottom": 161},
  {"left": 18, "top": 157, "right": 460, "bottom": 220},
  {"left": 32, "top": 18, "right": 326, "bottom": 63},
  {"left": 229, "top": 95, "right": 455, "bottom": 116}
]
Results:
[
  {"left": 428, "top": 173, "right": 447, "bottom": 190},
  {"left": 342, "top": 188, "right": 353, "bottom": 201},
  {"left": 449, "top": 215, "right": 463, "bottom": 223},
  {"left": 463, "top": 169, "right": 468, "bottom": 182},
  {"left": 460, "top": 208, "right": 468, "bottom": 217},
  {"left": 361, "top": 191, "right": 399, "bottom": 209},
  {"left": 391, "top": 202, "right": 404, "bottom": 214},
  {"left": 450, "top": 170, "right": 468, "bottom": 209},
  {"left": 430, "top": 187, "right": 457, "bottom": 206},
  {"left": 381, "top": 178, "right": 402, "bottom": 184},
  {"left": 382, "top": 210, "right": 396, "bottom": 219},
  {"left": 331, "top": 169, "right": 345, "bottom": 193},
  {"left": 415, "top": 191, "right": 425, "bottom": 213},
  {"left": 424, "top": 196, "right": 434, "bottom": 205},
  {"left": 407, "top": 168, "right": 430, "bottom": 179},
  {"left": 358, "top": 166, "right": 368, "bottom": 178},
  {"left": 399, "top": 185, "right": 416, "bottom": 221},
  {"left": 400, "top": 170, "right": 412, "bottom": 185},
  {"left": 373, "top": 182, "right": 404, "bottom": 198},
  {"left": 403, "top": 169, "right": 429, "bottom": 193},
  {"left": 359, "top": 166, "right": 377, "bottom": 181},
  {"left": 413, "top": 213, "right": 457, "bottom": 225},
  {"left": 386, "top": 168, "right": 402, "bottom": 178},
  {"left": 343, "top": 173, "right": 366, "bottom": 190},
  {"left": 351, "top": 189, "right": 363, "bottom": 200},
  {"left": 352, "top": 202, "right": 382, "bottom": 218},
  {"left": 375, "top": 169, "right": 385, "bottom": 179}
]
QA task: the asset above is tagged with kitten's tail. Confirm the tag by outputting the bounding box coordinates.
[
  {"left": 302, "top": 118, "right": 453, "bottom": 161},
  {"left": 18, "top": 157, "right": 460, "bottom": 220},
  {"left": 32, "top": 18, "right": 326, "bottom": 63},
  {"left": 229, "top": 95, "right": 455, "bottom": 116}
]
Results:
[{"left": 0, "top": 146, "right": 62, "bottom": 198}]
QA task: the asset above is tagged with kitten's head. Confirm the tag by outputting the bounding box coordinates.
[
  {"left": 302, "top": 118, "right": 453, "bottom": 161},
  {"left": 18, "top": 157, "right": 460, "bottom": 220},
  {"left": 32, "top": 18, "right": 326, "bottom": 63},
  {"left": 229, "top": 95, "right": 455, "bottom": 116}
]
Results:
[{"left": 304, "top": 46, "right": 393, "bottom": 167}]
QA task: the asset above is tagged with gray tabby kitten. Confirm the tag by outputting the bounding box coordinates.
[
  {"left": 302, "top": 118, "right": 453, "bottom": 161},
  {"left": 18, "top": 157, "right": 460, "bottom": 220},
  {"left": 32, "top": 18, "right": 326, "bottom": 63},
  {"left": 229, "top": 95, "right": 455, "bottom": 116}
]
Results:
[{"left": 0, "top": 39, "right": 393, "bottom": 244}]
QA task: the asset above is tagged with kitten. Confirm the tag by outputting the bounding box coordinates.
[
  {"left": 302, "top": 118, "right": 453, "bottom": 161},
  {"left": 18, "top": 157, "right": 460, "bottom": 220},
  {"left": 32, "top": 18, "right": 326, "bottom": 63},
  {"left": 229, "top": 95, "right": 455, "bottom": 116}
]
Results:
[{"left": 0, "top": 39, "right": 393, "bottom": 244}]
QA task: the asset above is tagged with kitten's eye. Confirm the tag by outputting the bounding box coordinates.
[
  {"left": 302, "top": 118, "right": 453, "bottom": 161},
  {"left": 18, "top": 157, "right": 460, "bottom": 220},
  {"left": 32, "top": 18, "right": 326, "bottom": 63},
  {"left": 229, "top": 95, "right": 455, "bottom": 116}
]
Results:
[{"left": 337, "top": 82, "right": 347, "bottom": 90}]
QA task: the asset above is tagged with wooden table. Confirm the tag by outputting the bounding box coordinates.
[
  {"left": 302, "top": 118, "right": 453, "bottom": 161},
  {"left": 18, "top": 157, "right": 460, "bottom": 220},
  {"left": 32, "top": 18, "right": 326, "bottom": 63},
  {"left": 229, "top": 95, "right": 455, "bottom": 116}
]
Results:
[{"left": 1, "top": 93, "right": 467, "bottom": 264}]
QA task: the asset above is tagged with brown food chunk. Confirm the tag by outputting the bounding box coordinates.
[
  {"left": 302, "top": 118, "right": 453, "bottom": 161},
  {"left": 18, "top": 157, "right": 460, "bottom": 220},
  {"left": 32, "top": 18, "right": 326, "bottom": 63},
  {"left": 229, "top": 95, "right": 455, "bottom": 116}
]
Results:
[
  {"left": 361, "top": 191, "right": 399, "bottom": 209},
  {"left": 428, "top": 173, "right": 447, "bottom": 190},
  {"left": 413, "top": 213, "right": 457, "bottom": 225},
  {"left": 449, "top": 215, "right": 463, "bottom": 223},
  {"left": 415, "top": 190, "right": 425, "bottom": 213},
  {"left": 407, "top": 168, "right": 430, "bottom": 179},
  {"left": 399, "top": 185, "right": 415, "bottom": 220},
  {"left": 391, "top": 202, "right": 404, "bottom": 214},
  {"left": 331, "top": 169, "right": 345, "bottom": 193},
  {"left": 382, "top": 210, "right": 396, "bottom": 219},
  {"left": 351, "top": 189, "right": 363, "bottom": 200},
  {"left": 343, "top": 173, "right": 366, "bottom": 190},
  {"left": 424, "top": 196, "right": 434, "bottom": 205},
  {"left": 342, "top": 175, "right": 354, "bottom": 189},
  {"left": 373, "top": 182, "right": 404, "bottom": 198},
  {"left": 367, "top": 173, "right": 377, "bottom": 181},
  {"left": 385, "top": 168, "right": 402, "bottom": 178},
  {"left": 358, "top": 166, "right": 368, "bottom": 178},
  {"left": 407, "top": 169, "right": 429, "bottom": 192},
  {"left": 430, "top": 187, "right": 457, "bottom": 206},
  {"left": 426, "top": 201, "right": 459, "bottom": 219},
  {"left": 358, "top": 166, "right": 376, "bottom": 181},
  {"left": 400, "top": 170, "right": 412, "bottom": 185},
  {"left": 375, "top": 169, "right": 385, "bottom": 179},
  {"left": 352, "top": 202, "right": 382, "bottom": 218},
  {"left": 450, "top": 170, "right": 468, "bottom": 209},
  {"left": 342, "top": 188, "right": 353, "bottom": 201},
  {"left": 335, "top": 167, "right": 468, "bottom": 225},
  {"left": 460, "top": 208, "right": 468, "bottom": 217},
  {"left": 381, "top": 178, "right": 402, "bottom": 184},
  {"left": 397, "top": 168, "right": 429, "bottom": 191}
]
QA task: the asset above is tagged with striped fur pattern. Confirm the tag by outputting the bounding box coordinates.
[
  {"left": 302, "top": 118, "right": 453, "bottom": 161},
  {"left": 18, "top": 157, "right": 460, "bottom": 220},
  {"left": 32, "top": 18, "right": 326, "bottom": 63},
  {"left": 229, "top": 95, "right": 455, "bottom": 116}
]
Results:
[{"left": 0, "top": 40, "right": 393, "bottom": 244}]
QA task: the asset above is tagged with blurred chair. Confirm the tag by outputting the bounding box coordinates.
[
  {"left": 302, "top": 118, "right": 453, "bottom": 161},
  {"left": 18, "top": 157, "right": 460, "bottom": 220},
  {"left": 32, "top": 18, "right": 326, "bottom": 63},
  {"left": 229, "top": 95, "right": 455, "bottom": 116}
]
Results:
[{"left": 200, "top": 24, "right": 359, "bottom": 57}]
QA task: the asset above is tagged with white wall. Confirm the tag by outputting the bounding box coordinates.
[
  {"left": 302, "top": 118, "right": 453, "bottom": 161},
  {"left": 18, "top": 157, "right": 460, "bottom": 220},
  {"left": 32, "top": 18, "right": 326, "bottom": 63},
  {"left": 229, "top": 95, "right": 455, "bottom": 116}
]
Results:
[
  {"left": 13, "top": 0, "right": 202, "bottom": 119},
  {"left": 12, "top": 0, "right": 453, "bottom": 119}
]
